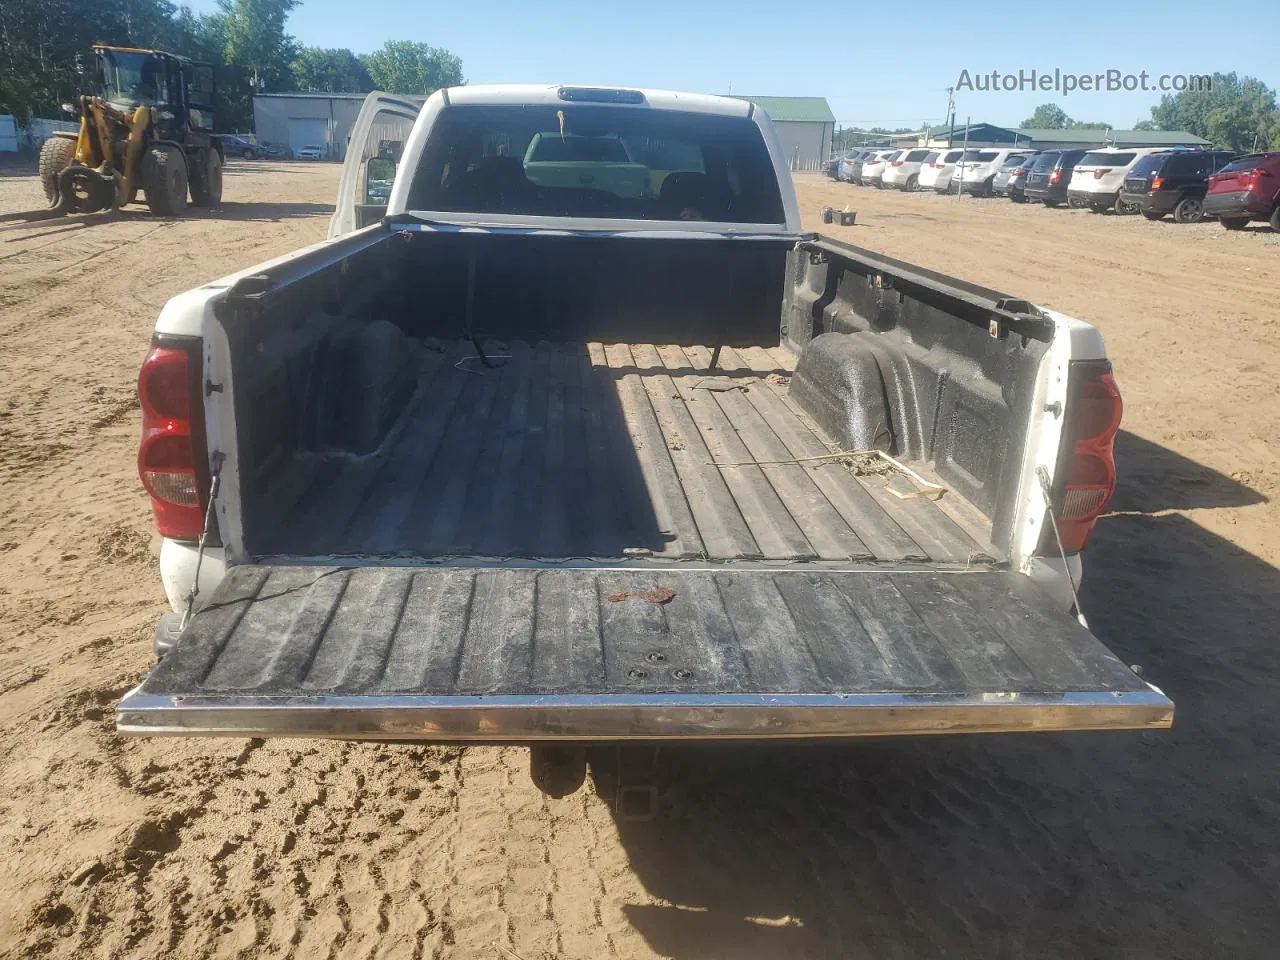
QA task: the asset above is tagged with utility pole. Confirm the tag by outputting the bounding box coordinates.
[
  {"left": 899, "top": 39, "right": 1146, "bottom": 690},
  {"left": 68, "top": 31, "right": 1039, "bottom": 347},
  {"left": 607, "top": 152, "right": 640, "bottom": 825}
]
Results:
[{"left": 945, "top": 87, "right": 956, "bottom": 148}]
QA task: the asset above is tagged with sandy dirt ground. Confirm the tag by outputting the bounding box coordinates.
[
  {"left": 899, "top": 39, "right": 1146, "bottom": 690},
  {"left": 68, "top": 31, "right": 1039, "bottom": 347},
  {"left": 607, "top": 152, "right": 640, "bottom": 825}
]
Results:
[{"left": 1, "top": 161, "right": 1278, "bottom": 959}]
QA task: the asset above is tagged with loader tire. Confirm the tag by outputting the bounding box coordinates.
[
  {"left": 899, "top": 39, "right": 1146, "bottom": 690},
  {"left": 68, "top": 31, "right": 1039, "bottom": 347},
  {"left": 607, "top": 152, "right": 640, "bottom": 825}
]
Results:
[
  {"left": 190, "top": 149, "right": 223, "bottom": 207},
  {"left": 39, "top": 136, "right": 76, "bottom": 206},
  {"left": 143, "top": 144, "right": 188, "bottom": 216}
]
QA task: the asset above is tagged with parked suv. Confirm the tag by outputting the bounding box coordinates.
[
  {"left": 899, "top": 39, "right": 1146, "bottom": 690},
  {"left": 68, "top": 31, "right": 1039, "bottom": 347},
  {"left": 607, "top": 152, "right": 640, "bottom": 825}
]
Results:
[
  {"left": 1067, "top": 147, "right": 1167, "bottom": 214},
  {"left": 1205, "top": 153, "right": 1280, "bottom": 230},
  {"left": 862, "top": 150, "right": 901, "bottom": 187},
  {"left": 994, "top": 151, "right": 1039, "bottom": 198},
  {"left": 881, "top": 148, "right": 933, "bottom": 191},
  {"left": 842, "top": 149, "right": 874, "bottom": 183},
  {"left": 829, "top": 150, "right": 857, "bottom": 180},
  {"left": 1024, "top": 149, "right": 1087, "bottom": 206},
  {"left": 1121, "top": 149, "right": 1239, "bottom": 223},
  {"left": 1003, "top": 153, "right": 1041, "bottom": 202},
  {"left": 919, "top": 148, "right": 964, "bottom": 192},
  {"left": 220, "top": 135, "right": 261, "bottom": 160},
  {"left": 957, "top": 149, "right": 1033, "bottom": 196}
]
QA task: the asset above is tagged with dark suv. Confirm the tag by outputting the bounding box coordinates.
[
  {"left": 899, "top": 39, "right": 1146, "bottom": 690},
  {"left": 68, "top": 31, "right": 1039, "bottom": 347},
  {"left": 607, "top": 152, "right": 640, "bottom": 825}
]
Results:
[
  {"left": 220, "top": 135, "right": 261, "bottom": 160},
  {"left": 1205, "top": 153, "right": 1280, "bottom": 230},
  {"left": 1121, "top": 149, "right": 1239, "bottom": 223},
  {"left": 1023, "top": 149, "right": 1087, "bottom": 206}
]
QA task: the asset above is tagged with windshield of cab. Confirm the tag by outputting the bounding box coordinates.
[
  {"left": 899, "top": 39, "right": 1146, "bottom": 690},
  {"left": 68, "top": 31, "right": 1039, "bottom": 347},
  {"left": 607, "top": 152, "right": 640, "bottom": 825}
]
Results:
[
  {"left": 98, "top": 50, "right": 168, "bottom": 108},
  {"left": 407, "top": 104, "right": 785, "bottom": 223}
]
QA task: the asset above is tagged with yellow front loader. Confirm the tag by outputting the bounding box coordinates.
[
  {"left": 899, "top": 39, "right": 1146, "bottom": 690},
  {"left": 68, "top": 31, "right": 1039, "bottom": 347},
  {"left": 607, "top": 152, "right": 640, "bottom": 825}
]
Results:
[{"left": 36, "top": 44, "right": 223, "bottom": 217}]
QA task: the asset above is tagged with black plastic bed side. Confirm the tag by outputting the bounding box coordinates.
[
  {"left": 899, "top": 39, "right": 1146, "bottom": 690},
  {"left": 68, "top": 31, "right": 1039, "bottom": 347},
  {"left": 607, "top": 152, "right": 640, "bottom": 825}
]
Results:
[{"left": 783, "top": 236, "right": 1055, "bottom": 556}]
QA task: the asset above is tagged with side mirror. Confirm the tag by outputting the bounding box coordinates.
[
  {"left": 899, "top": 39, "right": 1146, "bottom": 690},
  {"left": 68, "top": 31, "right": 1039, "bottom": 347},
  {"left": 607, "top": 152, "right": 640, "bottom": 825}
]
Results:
[{"left": 363, "top": 156, "right": 396, "bottom": 205}]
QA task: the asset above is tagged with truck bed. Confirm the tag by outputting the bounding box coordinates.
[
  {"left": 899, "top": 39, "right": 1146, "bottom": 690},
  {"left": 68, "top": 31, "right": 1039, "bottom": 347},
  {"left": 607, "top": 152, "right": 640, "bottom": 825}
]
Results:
[{"left": 257, "top": 339, "right": 999, "bottom": 565}]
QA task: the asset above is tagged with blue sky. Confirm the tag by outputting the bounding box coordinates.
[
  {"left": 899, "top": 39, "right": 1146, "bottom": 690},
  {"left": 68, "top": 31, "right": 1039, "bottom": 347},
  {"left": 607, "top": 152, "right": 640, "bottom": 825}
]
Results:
[{"left": 188, "top": 0, "right": 1280, "bottom": 129}]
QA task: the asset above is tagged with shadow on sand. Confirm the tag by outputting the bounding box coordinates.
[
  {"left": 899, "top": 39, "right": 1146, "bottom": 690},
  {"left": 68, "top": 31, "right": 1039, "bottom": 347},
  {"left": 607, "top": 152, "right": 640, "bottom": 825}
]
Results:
[{"left": 594, "top": 430, "right": 1278, "bottom": 959}]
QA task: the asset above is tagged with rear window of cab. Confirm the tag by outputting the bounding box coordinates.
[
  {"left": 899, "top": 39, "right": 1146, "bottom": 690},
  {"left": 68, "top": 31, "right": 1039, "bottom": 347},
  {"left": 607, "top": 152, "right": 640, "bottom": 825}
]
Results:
[{"left": 407, "top": 103, "right": 786, "bottom": 223}]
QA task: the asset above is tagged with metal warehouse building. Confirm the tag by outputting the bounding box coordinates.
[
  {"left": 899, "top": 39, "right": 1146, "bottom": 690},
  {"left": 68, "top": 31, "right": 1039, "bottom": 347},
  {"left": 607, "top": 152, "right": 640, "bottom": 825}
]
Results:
[
  {"left": 252, "top": 92, "right": 425, "bottom": 160},
  {"left": 740, "top": 97, "right": 835, "bottom": 171}
]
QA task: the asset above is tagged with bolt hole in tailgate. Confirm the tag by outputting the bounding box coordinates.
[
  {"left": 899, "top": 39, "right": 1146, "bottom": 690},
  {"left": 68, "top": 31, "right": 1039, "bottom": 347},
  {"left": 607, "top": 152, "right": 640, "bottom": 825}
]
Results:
[{"left": 118, "top": 565, "right": 1170, "bottom": 739}]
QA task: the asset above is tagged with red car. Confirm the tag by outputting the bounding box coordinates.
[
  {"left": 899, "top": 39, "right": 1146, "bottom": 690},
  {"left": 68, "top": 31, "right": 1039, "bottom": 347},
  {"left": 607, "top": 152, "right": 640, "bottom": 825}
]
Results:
[{"left": 1204, "top": 152, "right": 1280, "bottom": 230}]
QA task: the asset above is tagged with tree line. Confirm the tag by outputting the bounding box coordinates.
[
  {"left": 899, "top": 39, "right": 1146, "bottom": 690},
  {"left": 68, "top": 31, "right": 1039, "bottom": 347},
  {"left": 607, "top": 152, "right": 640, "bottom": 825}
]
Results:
[{"left": 0, "top": 0, "right": 462, "bottom": 132}]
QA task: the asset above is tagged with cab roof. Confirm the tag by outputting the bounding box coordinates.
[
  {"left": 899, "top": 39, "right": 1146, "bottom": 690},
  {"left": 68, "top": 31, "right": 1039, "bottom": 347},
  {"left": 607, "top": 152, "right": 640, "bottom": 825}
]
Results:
[{"left": 443, "top": 84, "right": 754, "bottom": 119}]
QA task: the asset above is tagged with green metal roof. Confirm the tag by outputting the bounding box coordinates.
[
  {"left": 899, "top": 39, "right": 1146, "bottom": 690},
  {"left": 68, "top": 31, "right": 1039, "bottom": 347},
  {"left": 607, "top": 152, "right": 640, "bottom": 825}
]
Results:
[
  {"left": 1016, "top": 127, "right": 1210, "bottom": 146},
  {"left": 738, "top": 97, "right": 835, "bottom": 124}
]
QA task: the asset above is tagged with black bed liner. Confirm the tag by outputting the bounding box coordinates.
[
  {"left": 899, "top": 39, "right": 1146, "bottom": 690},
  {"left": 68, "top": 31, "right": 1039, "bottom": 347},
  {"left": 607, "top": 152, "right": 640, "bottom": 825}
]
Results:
[
  {"left": 252, "top": 341, "right": 998, "bottom": 565},
  {"left": 117, "top": 565, "right": 1171, "bottom": 740}
]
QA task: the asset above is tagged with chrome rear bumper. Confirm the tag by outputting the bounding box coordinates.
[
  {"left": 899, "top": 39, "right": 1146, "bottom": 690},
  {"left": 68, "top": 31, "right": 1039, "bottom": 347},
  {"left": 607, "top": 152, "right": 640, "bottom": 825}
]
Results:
[{"left": 118, "top": 689, "right": 1173, "bottom": 741}]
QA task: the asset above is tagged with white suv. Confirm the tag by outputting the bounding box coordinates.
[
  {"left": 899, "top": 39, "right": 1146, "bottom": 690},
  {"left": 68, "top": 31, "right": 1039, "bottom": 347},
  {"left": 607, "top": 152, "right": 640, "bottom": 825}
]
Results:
[
  {"left": 956, "top": 149, "right": 1034, "bottom": 196},
  {"left": 1067, "top": 147, "right": 1166, "bottom": 213},
  {"left": 919, "top": 148, "right": 964, "bottom": 192},
  {"left": 862, "top": 150, "right": 901, "bottom": 187},
  {"left": 880, "top": 148, "right": 933, "bottom": 191}
]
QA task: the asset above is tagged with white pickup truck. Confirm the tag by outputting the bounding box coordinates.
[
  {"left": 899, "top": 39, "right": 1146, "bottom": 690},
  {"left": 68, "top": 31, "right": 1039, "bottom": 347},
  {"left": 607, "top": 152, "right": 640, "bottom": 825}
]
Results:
[{"left": 118, "top": 86, "right": 1170, "bottom": 795}]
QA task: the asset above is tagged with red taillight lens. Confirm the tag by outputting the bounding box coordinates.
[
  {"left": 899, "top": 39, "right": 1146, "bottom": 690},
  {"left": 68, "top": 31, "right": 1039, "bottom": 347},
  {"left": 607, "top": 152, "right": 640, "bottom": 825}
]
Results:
[
  {"left": 1093, "top": 168, "right": 1107, "bottom": 179},
  {"left": 1151, "top": 176, "right": 1164, "bottom": 191},
  {"left": 890, "top": 160, "right": 903, "bottom": 166},
  {"left": 1052, "top": 365, "right": 1123, "bottom": 553},
  {"left": 1049, "top": 169, "right": 1061, "bottom": 185},
  {"left": 138, "top": 344, "right": 204, "bottom": 539}
]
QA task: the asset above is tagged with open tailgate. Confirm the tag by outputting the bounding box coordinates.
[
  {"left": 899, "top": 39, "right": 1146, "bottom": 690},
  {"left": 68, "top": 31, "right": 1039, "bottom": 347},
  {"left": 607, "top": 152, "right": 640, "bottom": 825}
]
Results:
[{"left": 118, "top": 566, "right": 1171, "bottom": 740}]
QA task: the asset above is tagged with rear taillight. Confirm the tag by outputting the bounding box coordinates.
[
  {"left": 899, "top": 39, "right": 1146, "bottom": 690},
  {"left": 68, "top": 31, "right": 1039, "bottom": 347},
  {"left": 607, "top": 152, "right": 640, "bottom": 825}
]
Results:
[
  {"left": 138, "top": 342, "right": 205, "bottom": 540},
  {"left": 1093, "top": 168, "right": 1107, "bottom": 179},
  {"left": 1046, "top": 361, "right": 1123, "bottom": 553},
  {"left": 890, "top": 160, "right": 904, "bottom": 166},
  {"left": 1151, "top": 176, "right": 1164, "bottom": 191},
  {"left": 1049, "top": 169, "right": 1061, "bottom": 185}
]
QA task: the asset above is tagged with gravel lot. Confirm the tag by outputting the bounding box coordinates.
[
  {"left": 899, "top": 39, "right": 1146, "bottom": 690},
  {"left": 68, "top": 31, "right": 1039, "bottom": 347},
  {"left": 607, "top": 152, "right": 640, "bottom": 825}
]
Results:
[{"left": 1, "top": 161, "right": 1277, "bottom": 959}]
